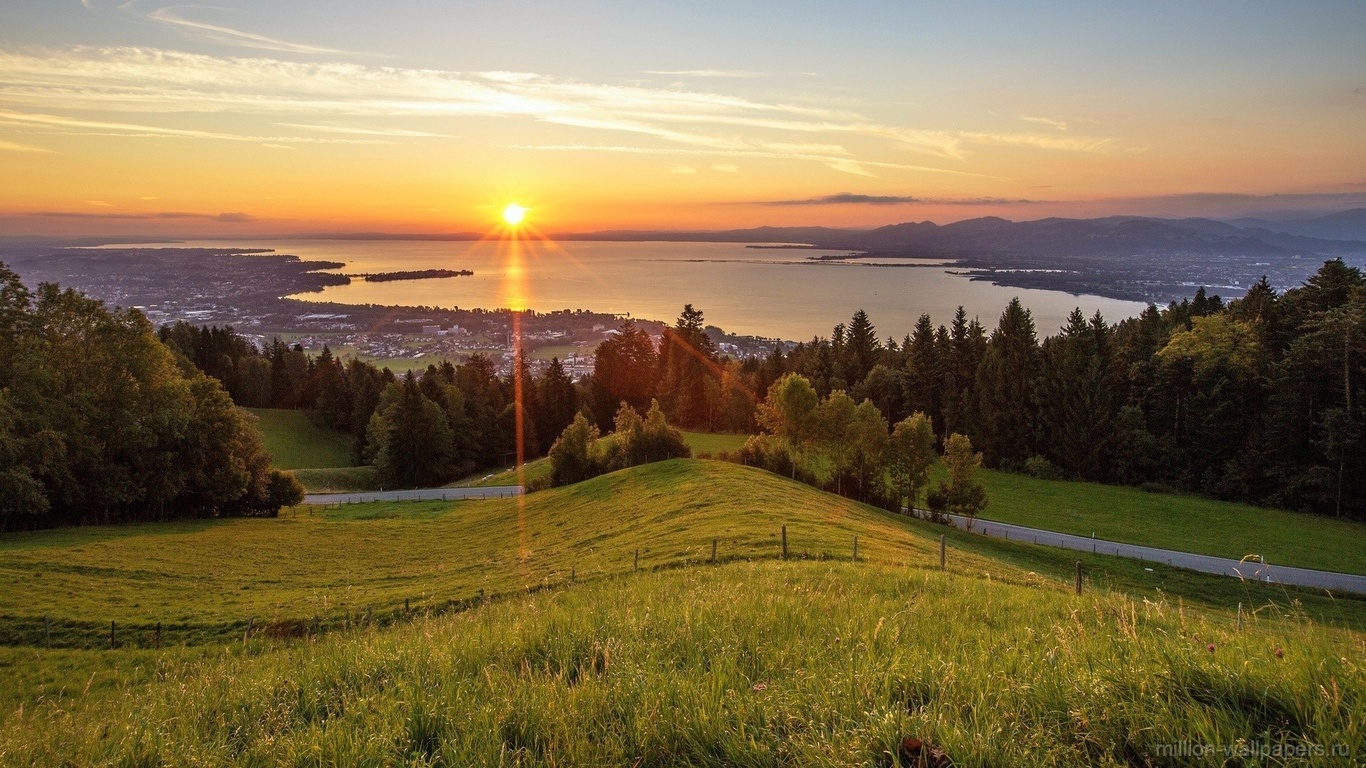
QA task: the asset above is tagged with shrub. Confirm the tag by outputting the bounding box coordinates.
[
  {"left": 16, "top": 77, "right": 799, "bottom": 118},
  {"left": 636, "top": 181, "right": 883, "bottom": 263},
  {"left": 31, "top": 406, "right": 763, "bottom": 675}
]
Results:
[{"left": 1024, "top": 455, "right": 1063, "bottom": 481}]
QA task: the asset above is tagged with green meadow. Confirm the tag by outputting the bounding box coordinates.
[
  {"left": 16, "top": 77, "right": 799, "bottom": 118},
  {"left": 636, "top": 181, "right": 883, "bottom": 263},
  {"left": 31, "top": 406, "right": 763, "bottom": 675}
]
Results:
[
  {"left": 4, "top": 460, "right": 1364, "bottom": 765},
  {"left": 245, "top": 408, "right": 354, "bottom": 471},
  {"left": 948, "top": 467, "right": 1366, "bottom": 576}
]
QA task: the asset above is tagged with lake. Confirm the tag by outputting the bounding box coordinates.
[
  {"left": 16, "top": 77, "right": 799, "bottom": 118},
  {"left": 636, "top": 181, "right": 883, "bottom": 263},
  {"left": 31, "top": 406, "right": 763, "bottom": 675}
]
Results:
[{"left": 203, "top": 239, "right": 1149, "bottom": 341}]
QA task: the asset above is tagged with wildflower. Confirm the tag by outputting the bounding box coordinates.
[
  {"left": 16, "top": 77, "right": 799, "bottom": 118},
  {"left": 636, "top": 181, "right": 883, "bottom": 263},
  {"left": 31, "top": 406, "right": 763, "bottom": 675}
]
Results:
[
  {"left": 1207, "top": 643, "right": 1216, "bottom": 653},
  {"left": 1274, "top": 647, "right": 1284, "bottom": 659},
  {"left": 752, "top": 683, "right": 767, "bottom": 692}
]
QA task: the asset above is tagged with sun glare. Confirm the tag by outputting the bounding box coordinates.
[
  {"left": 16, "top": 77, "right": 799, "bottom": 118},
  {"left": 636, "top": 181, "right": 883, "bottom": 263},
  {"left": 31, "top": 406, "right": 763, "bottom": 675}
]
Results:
[{"left": 502, "top": 203, "right": 527, "bottom": 226}]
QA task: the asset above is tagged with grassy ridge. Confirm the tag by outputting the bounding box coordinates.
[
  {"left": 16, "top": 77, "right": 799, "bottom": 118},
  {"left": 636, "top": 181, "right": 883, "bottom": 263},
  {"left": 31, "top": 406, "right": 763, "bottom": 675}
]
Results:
[
  {"left": 245, "top": 408, "right": 354, "bottom": 470},
  {"left": 3, "top": 460, "right": 1362, "bottom": 654},
  {"left": 3, "top": 561, "right": 1362, "bottom": 766},
  {"left": 951, "top": 467, "right": 1366, "bottom": 576}
]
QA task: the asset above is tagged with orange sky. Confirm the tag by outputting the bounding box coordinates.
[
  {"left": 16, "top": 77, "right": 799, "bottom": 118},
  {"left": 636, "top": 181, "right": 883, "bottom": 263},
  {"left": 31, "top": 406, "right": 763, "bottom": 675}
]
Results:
[{"left": 2, "top": 2, "right": 1364, "bottom": 236}]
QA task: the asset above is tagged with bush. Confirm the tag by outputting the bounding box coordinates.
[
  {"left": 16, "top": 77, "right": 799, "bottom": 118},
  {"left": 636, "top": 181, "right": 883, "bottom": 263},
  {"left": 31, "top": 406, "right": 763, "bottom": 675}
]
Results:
[{"left": 1024, "top": 455, "right": 1063, "bottom": 481}]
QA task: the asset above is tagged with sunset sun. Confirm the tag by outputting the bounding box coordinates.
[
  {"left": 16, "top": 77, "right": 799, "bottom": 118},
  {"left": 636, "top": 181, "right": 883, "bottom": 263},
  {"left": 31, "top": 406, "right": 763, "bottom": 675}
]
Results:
[{"left": 502, "top": 203, "right": 527, "bottom": 226}]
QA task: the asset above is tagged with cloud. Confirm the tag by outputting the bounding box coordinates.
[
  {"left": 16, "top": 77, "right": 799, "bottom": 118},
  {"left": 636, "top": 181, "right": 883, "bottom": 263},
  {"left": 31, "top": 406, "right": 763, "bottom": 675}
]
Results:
[
  {"left": 754, "top": 193, "right": 1045, "bottom": 206},
  {"left": 712, "top": 164, "right": 739, "bottom": 173},
  {"left": 36, "top": 209, "right": 257, "bottom": 221},
  {"left": 506, "top": 144, "right": 1001, "bottom": 178},
  {"left": 275, "top": 122, "right": 450, "bottom": 137},
  {"left": 0, "top": 110, "right": 393, "bottom": 145},
  {"left": 645, "top": 70, "right": 767, "bottom": 78},
  {"left": 0, "top": 137, "right": 56, "bottom": 153},
  {"left": 960, "top": 131, "right": 1122, "bottom": 153},
  {"left": 1019, "top": 115, "right": 1068, "bottom": 131},
  {"left": 144, "top": 6, "right": 350, "bottom": 55},
  {"left": 670, "top": 165, "right": 697, "bottom": 174},
  {"left": 0, "top": 46, "right": 1119, "bottom": 175}
]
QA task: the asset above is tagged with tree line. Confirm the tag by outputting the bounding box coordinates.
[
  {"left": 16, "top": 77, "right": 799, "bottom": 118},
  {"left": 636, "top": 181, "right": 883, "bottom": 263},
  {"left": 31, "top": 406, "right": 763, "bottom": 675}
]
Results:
[
  {"left": 0, "top": 264, "right": 302, "bottom": 531},
  {"left": 582, "top": 260, "right": 1365, "bottom": 520},
  {"left": 159, "top": 322, "right": 588, "bottom": 488}
]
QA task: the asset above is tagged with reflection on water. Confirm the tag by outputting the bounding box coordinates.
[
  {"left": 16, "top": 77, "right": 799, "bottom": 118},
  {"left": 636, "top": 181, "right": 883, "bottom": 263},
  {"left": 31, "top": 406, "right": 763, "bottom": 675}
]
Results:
[{"left": 212, "top": 239, "right": 1149, "bottom": 340}]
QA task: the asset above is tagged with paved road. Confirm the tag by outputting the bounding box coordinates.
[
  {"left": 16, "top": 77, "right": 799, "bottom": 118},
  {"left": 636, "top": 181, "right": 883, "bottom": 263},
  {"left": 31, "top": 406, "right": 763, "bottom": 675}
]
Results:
[
  {"left": 917, "top": 510, "right": 1366, "bottom": 596},
  {"left": 304, "top": 486, "right": 523, "bottom": 505}
]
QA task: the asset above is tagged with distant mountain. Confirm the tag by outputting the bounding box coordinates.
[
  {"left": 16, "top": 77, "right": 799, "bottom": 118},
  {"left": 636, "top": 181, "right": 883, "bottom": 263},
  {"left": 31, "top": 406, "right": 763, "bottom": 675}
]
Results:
[
  {"left": 1228, "top": 208, "right": 1366, "bottom": 243},
  {"left": 559, "top": 226, "right": 861, "bottom": 245},
  {"left": 827, "top": 215, "right": 1366, "bottom": 260}
]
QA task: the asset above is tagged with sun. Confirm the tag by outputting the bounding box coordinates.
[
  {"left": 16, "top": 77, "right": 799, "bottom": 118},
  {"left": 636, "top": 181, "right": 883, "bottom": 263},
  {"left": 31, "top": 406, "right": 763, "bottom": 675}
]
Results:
[{"left": 502, "top": 203, "right": 527, "bottom": 226}]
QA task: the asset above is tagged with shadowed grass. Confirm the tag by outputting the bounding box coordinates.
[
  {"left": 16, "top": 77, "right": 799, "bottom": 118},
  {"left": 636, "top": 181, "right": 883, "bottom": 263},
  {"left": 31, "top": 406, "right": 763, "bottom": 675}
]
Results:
[{"left": 245, "top": 408, "right": 354, "bottom": 470}]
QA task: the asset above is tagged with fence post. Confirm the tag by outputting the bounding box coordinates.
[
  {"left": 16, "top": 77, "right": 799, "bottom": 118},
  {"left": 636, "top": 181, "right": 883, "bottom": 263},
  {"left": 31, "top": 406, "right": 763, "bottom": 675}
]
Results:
[
  {"left": 781, "top": 525, "right": 788, "bottom": 560},
  {"left": 405, "top": 598, "right": 410, "bottom": 616},
  {"left": 44, "top": 615, "right": 50, "bottom": 649},
  {"left": 939, "top": 535, "right": 946, "bottom": 570},
  {"left": 110, "top": 620, "right": 116, "bottom": 649},
  {"left": 311, "top": 615, "right": 319, "bottom": 638},
  {"left": 711, "top": 537, "right": 718, "bottom": 564},
  {"left": 852, "top": 535, "right": 858, "bottom": 562},
  {"left": 1237, "top": 602, "right": 1243, "bottom": 632},
  {"left": 571, "top": 565, "right": 576, "bottom": 583},
  {"left": 633, "top": 549, "right": 639, "bottom": 572},
  {"left": 156, "top": 621, "right": 162, "bottom": 649},
  {"left": 1075, "top": 561, "right": 1083, "bottom": 596},
  {"left": 245, "top": 617, "right": 254, "bottom": 643}
]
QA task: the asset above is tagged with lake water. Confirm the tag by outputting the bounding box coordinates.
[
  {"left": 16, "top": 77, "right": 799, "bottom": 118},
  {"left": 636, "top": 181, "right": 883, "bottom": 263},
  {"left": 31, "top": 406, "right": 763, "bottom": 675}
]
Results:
[{"left": 198, "top": 239, "right": 1148, "bottom": 341}]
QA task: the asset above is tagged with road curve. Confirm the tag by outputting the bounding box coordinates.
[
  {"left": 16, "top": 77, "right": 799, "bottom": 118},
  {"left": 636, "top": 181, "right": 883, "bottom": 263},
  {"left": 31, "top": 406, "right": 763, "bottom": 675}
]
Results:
[
  {"left": 919, "top": 510, "right": 1366, "bottom": 596},
  {"left": 304, "top": 486, "right": 523, "bottom": 505}
]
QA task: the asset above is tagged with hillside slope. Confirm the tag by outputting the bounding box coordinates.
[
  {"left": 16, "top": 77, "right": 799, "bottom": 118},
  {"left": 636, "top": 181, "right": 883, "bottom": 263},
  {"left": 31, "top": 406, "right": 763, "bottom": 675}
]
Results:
[{"left": 4, "top": 561, "right": 1363, "bottom": 766}]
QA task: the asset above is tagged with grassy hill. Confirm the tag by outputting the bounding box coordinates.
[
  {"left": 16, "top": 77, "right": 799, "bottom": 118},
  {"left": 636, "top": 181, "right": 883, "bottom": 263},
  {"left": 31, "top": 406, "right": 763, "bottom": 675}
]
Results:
[
  {"left": 2, "top": 460, "right": 1364, "bottom": 764},
  {"left": 245, "top": 408, "right": 354, "bottom": 470},
  {"left": 3, "top": 561, "right": 1363, "bottom": 764},
  {"left": 945, "top": 467, "right": 1366, "bottom": 576}
]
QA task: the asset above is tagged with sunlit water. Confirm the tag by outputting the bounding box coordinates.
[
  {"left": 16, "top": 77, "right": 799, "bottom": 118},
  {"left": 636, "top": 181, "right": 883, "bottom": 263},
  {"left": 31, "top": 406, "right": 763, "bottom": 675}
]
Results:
[{"left": 178, "top": 239, "right": 1149, "bottom": 340}]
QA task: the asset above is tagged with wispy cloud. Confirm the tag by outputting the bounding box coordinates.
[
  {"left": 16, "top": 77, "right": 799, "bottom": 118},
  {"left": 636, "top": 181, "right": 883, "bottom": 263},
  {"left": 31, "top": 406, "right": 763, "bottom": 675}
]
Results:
[
  {"left": 96, "top": 1, "right": 354, "bottom": 55},
  {"left": 276, "top": 122, "right": 450, "bottom": 138},
  {"left": 0, "top": 46, "right": 1121, "bottom": 172},
  {"left": 0, "top": 110, "right": 392, "bottom": 145},
  {"left": 37, "top": 209, "right": 256, "bottom": 221},
  {"left": 755, "top": 193, "right": 1045, "bottom": 206},
  {"left": 670, "top": 165, "right": 697, "bottom": 174},
  {"left": 961, "top": 131, "right": 1121, "bottom": 153},
  {"left": 505, "top": 144, "right": 1002, "bottom": 178},
  {"left": 0, "top": 137, "right": 55, "bottom": 153},
  {"left": 645, "top": 70, "right": 767, "bottom": 78},
  {"left": 712, "top": 164, "right": 740, "bottom": 173},
  {"left": 1019, "top": 115, "right": 1068, "bottom": 131}
]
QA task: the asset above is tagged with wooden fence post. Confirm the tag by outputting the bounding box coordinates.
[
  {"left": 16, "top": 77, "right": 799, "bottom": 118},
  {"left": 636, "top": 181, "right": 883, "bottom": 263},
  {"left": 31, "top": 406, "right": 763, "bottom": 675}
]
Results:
[
  {"left": 1075, "top": 561, "right": 1083, "bottom": 596},
  {"left": 110, "top": 620, "right": 116, "bottom": 649},
  {"left": 711, "top": 537, "right": 718, "bottom": 564},
  {"left": 852, "top": 535, "right": 858, "bottom": 562},
  {"left": 155, "top": 622, "right": 161, "bottom": 650},
  {"left": 633, "top": 549, "right": 639, "bottom": 572},
  {"left": 1237, "top": 602, "right": 1243, "bottom": 632},
  {"left": 245, "top": 617, "right": 254, "bottom": 643},
  {"left": 571, "top": 565, "right": 576, "bottom": 583},
  {"left": 939, "top": 534, "right": 946, "bottom": 570},
  {"left": 781, "top": 525, "right": 788, "bottom": 560},
  {"left": 404, "top": 598, "right": 410, "bottom": 616},
  {"left": 44, "top": 615, "right": 50, "bottom": 649}
]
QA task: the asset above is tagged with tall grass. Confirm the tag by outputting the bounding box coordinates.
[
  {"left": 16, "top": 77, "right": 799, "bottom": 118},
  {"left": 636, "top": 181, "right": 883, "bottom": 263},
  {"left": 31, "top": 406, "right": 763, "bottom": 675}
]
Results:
[{"left": 3, "top": 561, "right": 1361, "bottom": 766}]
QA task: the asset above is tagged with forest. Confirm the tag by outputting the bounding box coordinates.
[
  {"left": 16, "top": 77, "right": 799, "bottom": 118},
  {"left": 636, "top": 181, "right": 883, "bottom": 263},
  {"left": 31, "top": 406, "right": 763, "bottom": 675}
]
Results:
[
  {"left": 0, "top": 264, "right": 301, "bottom": 531},
  {"left": 6, "top": 257, "right": 1360, "bottom": 530},
  {"left": 146, "top": 257, "right": 1366, "bottom": 521}
]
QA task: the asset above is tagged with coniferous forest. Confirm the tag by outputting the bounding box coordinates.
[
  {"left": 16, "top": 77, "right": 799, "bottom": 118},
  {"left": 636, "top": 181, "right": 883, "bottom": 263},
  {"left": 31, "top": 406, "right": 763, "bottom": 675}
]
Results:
[{"left": 5, "top": 258, "right": 1361, "bottom": 529}]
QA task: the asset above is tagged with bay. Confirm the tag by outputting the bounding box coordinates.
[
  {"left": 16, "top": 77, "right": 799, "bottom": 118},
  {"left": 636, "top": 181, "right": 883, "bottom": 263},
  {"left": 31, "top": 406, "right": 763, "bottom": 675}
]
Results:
[{"left": 195, "top": 239, "right": 1149, "bottom": 340}]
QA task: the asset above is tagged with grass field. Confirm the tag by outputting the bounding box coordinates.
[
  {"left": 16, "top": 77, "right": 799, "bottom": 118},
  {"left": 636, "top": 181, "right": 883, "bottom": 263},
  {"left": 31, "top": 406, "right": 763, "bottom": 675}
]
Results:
[
  {"left": 245, "top": 408, "right": 355, "bottom": 470},
  {"left": 290, "top": 466, "right": 382, "bottom": 493},
  {"left": 944, "top": 467, "right": 1366, "bottom": 576},
  {"left": 680, "top": 429, "right": 749, "bottom": 456},
  {"left": 2, "top": 460, "right": 1365, "bottom": 765},
  {"left": 3, "top": 560, "right": 1363, "bottom": 765}
]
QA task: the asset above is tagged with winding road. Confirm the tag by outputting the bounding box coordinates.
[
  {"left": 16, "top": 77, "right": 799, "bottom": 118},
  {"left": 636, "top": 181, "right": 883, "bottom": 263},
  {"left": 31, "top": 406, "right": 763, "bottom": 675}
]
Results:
[{"left": 926, "top": 511, "right": 1366, "bottom": 596}]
